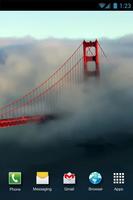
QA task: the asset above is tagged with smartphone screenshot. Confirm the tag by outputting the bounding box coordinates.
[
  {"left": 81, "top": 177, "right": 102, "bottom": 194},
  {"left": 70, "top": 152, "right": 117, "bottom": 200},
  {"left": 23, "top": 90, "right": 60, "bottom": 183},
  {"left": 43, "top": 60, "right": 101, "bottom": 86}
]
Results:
[{"left": 0, "top": 0, "right": 132, "bottom": 199}]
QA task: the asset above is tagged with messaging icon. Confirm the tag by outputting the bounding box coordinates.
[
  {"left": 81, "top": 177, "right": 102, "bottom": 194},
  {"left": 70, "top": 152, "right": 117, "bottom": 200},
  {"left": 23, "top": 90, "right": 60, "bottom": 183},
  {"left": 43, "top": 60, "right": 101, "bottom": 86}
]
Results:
[
  {"left": 36, "top": 172, "right": 49, "bottom": 185},
  {"left": 63, "top": 172, "right": 76, "bottom": 184}
]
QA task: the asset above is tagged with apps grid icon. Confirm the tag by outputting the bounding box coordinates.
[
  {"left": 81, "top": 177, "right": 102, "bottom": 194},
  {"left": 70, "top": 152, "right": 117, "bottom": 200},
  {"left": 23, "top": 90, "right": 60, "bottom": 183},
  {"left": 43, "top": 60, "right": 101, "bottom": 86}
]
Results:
[{"left": 113, "top": 173, "right": 125, "bottom": 184}]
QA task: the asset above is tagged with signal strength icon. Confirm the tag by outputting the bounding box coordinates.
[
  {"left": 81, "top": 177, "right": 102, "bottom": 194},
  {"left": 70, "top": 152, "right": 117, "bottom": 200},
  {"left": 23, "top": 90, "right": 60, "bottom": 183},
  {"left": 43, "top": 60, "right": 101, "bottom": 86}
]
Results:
[{"left": 98, "top": 3, "right": 111, "bottom": 9}]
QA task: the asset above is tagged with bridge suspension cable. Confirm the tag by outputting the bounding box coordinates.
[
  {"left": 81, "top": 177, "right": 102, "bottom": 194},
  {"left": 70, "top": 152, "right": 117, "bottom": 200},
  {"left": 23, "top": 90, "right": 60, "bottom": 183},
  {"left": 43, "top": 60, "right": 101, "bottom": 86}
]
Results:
[
  {"left": 0, "top": 39, "right": 106, "bottom": 128},
  {"left": 0, "top": 42, "right": 83, "bottom": 122},
  {"left": 98, "top": 41, "right": 109, "bottom": 60}
]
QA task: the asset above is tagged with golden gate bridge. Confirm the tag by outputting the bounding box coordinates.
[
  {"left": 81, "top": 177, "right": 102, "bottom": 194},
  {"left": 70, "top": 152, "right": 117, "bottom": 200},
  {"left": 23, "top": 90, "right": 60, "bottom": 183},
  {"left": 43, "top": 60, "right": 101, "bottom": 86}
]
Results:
[{"left": 0, "top": 39, "right": 105, "bottom": 128}]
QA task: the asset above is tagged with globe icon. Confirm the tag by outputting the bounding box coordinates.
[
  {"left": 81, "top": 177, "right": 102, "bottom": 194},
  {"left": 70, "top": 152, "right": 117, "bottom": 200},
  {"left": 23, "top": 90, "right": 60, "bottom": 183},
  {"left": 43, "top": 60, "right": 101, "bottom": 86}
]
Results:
[{"left": 89, "top": 172, "right": 102, "bottom": 184}]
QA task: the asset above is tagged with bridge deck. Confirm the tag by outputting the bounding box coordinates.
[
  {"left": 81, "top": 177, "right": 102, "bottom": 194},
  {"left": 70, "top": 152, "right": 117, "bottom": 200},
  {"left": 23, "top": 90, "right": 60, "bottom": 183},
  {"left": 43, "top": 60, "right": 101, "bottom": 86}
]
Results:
[{"left": 0, "top": 115, "right": 54, "bottom": 128}]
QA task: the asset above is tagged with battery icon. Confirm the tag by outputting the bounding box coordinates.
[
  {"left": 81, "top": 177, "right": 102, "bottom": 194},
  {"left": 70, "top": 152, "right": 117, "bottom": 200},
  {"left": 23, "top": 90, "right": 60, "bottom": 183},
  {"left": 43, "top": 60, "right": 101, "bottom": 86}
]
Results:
[{"left": 113, "top": 3, "right": 118, "bottom": 9}]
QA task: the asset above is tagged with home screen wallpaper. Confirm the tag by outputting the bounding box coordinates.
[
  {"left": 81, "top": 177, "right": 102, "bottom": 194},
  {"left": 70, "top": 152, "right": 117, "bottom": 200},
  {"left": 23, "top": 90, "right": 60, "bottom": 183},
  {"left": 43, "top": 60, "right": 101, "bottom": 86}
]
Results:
[{"left": 0, "top": 11, "right": 132, "bottom": 199}]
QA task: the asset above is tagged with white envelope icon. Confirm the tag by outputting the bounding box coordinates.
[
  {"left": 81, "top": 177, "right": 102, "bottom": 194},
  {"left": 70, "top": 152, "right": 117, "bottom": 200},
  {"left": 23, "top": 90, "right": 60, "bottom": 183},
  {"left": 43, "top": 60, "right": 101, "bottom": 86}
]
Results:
[
  {"left": 36, "top": 172, "right": 49, "bottom": 185},
  {"left": 63, "top": 172, "right": 76, "bottom": 184}
]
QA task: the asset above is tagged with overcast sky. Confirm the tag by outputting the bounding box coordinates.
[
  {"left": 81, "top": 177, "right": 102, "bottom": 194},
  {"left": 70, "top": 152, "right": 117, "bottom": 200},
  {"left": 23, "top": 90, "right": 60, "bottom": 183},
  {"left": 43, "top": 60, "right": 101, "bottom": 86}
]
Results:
[{"left": 0, "top": 11, "right": 132, "bottom": 39}]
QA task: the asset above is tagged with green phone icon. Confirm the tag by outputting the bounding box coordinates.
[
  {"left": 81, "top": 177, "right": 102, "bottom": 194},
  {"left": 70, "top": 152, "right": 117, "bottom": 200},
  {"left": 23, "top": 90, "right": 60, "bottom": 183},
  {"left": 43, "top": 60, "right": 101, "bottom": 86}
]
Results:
[{"left": 8, "top": 172, "right": 22, "bottom": 185}]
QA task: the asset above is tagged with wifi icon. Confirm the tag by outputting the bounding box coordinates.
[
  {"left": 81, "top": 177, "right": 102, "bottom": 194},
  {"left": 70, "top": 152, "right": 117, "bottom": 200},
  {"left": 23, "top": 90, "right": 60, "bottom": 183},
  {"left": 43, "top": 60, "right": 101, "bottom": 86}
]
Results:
[
  {"left": 98, "top": 3, "right": 106, "bottom": 8},
  {"left": 98, "top": 3, "right": 111, "bottom": 9}
]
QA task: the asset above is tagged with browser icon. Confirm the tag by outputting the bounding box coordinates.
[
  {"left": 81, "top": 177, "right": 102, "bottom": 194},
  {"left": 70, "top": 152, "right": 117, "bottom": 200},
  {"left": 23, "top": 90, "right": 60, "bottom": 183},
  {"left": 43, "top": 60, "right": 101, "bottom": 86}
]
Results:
[{"left": 89, "top": 172, "right": 102, "bottom": 185}]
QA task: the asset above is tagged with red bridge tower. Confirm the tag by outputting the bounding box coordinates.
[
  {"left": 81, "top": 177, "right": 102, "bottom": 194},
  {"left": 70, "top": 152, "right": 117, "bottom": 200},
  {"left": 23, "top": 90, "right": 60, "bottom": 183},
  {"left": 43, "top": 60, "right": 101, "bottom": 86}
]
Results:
[{"left": 83, "top": 39, "right": 99, "bottom": 76}]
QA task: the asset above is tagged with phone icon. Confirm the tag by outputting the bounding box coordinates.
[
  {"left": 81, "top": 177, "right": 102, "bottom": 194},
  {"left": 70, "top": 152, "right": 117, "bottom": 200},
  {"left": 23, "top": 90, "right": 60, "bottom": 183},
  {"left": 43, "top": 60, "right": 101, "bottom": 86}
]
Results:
[{"left": 8, "top": 172, "right": 22, "bottom": 185}]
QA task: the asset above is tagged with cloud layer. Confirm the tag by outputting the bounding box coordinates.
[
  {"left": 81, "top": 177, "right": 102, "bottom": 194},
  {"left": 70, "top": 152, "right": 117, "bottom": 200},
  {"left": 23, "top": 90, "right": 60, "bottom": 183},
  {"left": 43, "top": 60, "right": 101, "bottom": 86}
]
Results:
[{"left": 0, "top": 35, "right": 133, "bottom": 168}]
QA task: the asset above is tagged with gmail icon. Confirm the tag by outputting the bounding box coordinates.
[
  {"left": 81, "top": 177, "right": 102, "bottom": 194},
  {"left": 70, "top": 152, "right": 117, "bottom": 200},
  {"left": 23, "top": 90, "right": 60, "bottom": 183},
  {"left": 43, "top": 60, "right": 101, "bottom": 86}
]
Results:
[
  {"left": 63, "top": 172, "right": 76, "bottom": 184},
  {"left": 36, "top": 172, "right": 49, "bottom": 185}
]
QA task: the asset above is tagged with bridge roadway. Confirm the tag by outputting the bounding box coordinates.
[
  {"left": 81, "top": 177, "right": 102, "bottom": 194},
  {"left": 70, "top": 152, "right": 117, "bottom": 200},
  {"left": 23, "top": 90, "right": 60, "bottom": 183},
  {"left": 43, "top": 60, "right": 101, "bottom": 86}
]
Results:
[{"left": 0, "top": 114, "right": 56, "bottom": 128}]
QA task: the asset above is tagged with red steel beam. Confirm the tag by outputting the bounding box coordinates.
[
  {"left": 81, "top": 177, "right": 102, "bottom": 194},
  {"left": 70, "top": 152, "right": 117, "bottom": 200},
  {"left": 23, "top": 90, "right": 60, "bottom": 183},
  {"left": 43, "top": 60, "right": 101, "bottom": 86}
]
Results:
[{"left": 0, "top": 115, "right": 54, "bottom": 128}]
